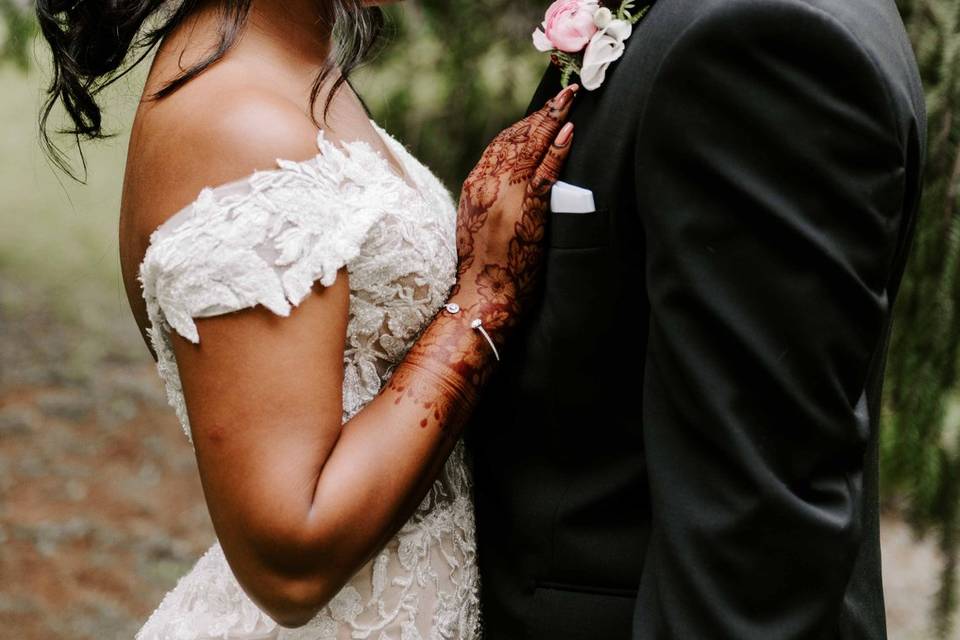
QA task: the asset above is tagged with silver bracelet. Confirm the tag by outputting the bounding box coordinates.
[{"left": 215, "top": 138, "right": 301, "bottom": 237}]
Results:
[{"left": 444, "top": 303, "right": 501, "bottom": 362}]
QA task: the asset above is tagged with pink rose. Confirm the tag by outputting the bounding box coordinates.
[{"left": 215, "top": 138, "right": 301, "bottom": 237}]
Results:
[{"left": 532, "top": 0, "right": 599, "bottom": 53}]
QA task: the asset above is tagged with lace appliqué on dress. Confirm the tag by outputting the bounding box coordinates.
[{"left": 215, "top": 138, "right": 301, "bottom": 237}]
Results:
[{"left": 136, "top": 125, "right": 479, "bottom": 640}]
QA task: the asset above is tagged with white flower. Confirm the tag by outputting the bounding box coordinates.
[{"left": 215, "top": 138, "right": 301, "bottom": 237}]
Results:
[
  {"left": 593, "top": 7, "right": 613, "bottom": 29},
  {"left": 579, "top": 18, "right": 632, "bottom": 90}
]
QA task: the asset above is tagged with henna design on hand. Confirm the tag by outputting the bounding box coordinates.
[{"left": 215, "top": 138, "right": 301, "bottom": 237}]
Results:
[{"left": 387, "top": 86, "right": 577, "bottom": 432}]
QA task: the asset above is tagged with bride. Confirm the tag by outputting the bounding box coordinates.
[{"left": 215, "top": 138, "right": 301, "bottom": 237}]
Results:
[{"left": 36, "top": 0, "right": 575, "bottom": 637}]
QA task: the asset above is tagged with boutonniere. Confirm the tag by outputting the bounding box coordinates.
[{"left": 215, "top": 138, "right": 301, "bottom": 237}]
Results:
[{"left": 532, "top": 0, "right": 652, "bottom": 90}]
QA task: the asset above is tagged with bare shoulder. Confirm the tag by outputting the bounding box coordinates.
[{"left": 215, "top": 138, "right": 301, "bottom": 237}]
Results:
[
  {"left": 119, "top": 67, "right": 325, "bottom": 347},
  {"left": 125, "top": 69, "right": 320, "bottom": 242}
]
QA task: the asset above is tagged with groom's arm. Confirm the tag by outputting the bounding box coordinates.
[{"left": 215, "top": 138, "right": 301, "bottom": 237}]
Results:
[{"left": 634, "top": 1, "right": 911, "bottom": 638}]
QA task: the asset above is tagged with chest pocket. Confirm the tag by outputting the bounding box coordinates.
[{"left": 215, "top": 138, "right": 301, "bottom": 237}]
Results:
[{"left": 548, "top": 208, "right": 611, "bottom": 249}]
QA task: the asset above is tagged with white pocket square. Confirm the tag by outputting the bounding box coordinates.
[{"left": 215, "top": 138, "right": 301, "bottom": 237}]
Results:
[{"left": 550, "top": 181, "right": 596, "bottom": 214}]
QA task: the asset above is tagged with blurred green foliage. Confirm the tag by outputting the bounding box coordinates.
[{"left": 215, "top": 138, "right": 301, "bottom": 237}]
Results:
[
  {"left": 3, "top": 0, "right": 960, "bottom": 636},
  {"left": 0, "top": 0, "right": 34, "bottom": 70},
  {"left": 357, "top": 1, "right": 547, "bottom": 188},
  {"left": 885, "top": 1, "right": 960, "bottom": 636}
]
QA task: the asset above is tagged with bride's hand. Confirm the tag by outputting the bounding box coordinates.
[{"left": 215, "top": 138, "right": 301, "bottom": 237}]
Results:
[
  {"left": 450, "top": 84, "right": 578, "bottom": 339},
  {"left": 386, "top": 86, "right": 577, "bottom": 425}
]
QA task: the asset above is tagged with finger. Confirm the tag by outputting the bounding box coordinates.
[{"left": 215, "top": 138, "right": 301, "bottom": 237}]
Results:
[
  {"left": 529, "top": 122, "right": 574, "bottom": 198},
  {"left": 526, "top": 84, "right": 579, "bottom": 159},
  {"left": 524, "top": 83, "right": 578, "bottom": 133},
  {"left": 544, "top": 83, "right": 579, "bottom": 122},
  {"left": 538, "top": 83, "right": 580, "bottom": 118}
]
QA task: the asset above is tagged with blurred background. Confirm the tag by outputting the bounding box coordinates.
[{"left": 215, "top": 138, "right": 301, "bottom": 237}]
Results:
[{"left": 0, "top": 0, "right": 958, "bottom": 638}]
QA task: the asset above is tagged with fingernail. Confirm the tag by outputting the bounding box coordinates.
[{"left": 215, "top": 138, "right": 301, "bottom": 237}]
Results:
[
  {"left": 556, "top": 122, "right": 574, "bottom": 146},
  {"left": 555, "top": 85, "right": 576, "bottom": 109}
]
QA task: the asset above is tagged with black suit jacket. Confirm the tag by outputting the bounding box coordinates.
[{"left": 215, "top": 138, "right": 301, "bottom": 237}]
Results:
[{"left": 467, "top": 0, "right": 926, "bottom": 638}]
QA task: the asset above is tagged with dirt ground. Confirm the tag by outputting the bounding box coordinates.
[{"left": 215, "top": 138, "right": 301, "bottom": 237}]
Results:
[
  {"left": 0, "top": 274, "right": 954, "bottom": 639},
  {"left": 0, "top": 278, "right": 215, "bottom": 638}
]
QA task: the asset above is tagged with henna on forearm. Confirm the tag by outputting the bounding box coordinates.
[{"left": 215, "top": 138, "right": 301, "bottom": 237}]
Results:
[{"left": 386, "top": 310, "right": 493, "bottom": 433}]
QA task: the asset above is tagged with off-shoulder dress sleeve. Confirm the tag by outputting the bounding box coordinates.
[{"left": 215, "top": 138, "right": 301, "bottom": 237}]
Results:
[
  {"left": 138, "top": 132, "right": 396, "bottom": 441},
  {"left": 139, "top": 132, "right": 393, "bottom": 344}
]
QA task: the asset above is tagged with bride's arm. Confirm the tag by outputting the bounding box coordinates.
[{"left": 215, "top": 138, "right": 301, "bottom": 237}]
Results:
[{"left": 160, "top": 90, "right": 575, "bottom": 627}]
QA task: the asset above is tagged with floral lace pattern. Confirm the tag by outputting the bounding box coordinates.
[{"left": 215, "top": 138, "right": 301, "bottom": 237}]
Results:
[{"left": 136, "top": 123, "right": 480, "bottom": 640}]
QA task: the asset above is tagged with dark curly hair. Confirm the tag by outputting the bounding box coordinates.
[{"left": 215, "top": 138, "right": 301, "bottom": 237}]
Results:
[{"left": 36, "top": 0, "right": 385, "bottom": 180}]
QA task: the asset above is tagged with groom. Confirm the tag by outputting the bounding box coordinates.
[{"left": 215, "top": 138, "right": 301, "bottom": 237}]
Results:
[{"left": 467, "top": 0, "right": 926, "bottom": 638}]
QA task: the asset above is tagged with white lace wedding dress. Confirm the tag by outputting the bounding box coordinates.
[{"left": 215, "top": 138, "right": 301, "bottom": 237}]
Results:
[{"left": 135, "top": 123, "right": 480, "bottom": 640}]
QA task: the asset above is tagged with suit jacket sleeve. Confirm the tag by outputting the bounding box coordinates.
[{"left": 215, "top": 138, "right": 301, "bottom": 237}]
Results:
[{"left": 633, "top": 2, "right": 908, "bottom": 638}]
